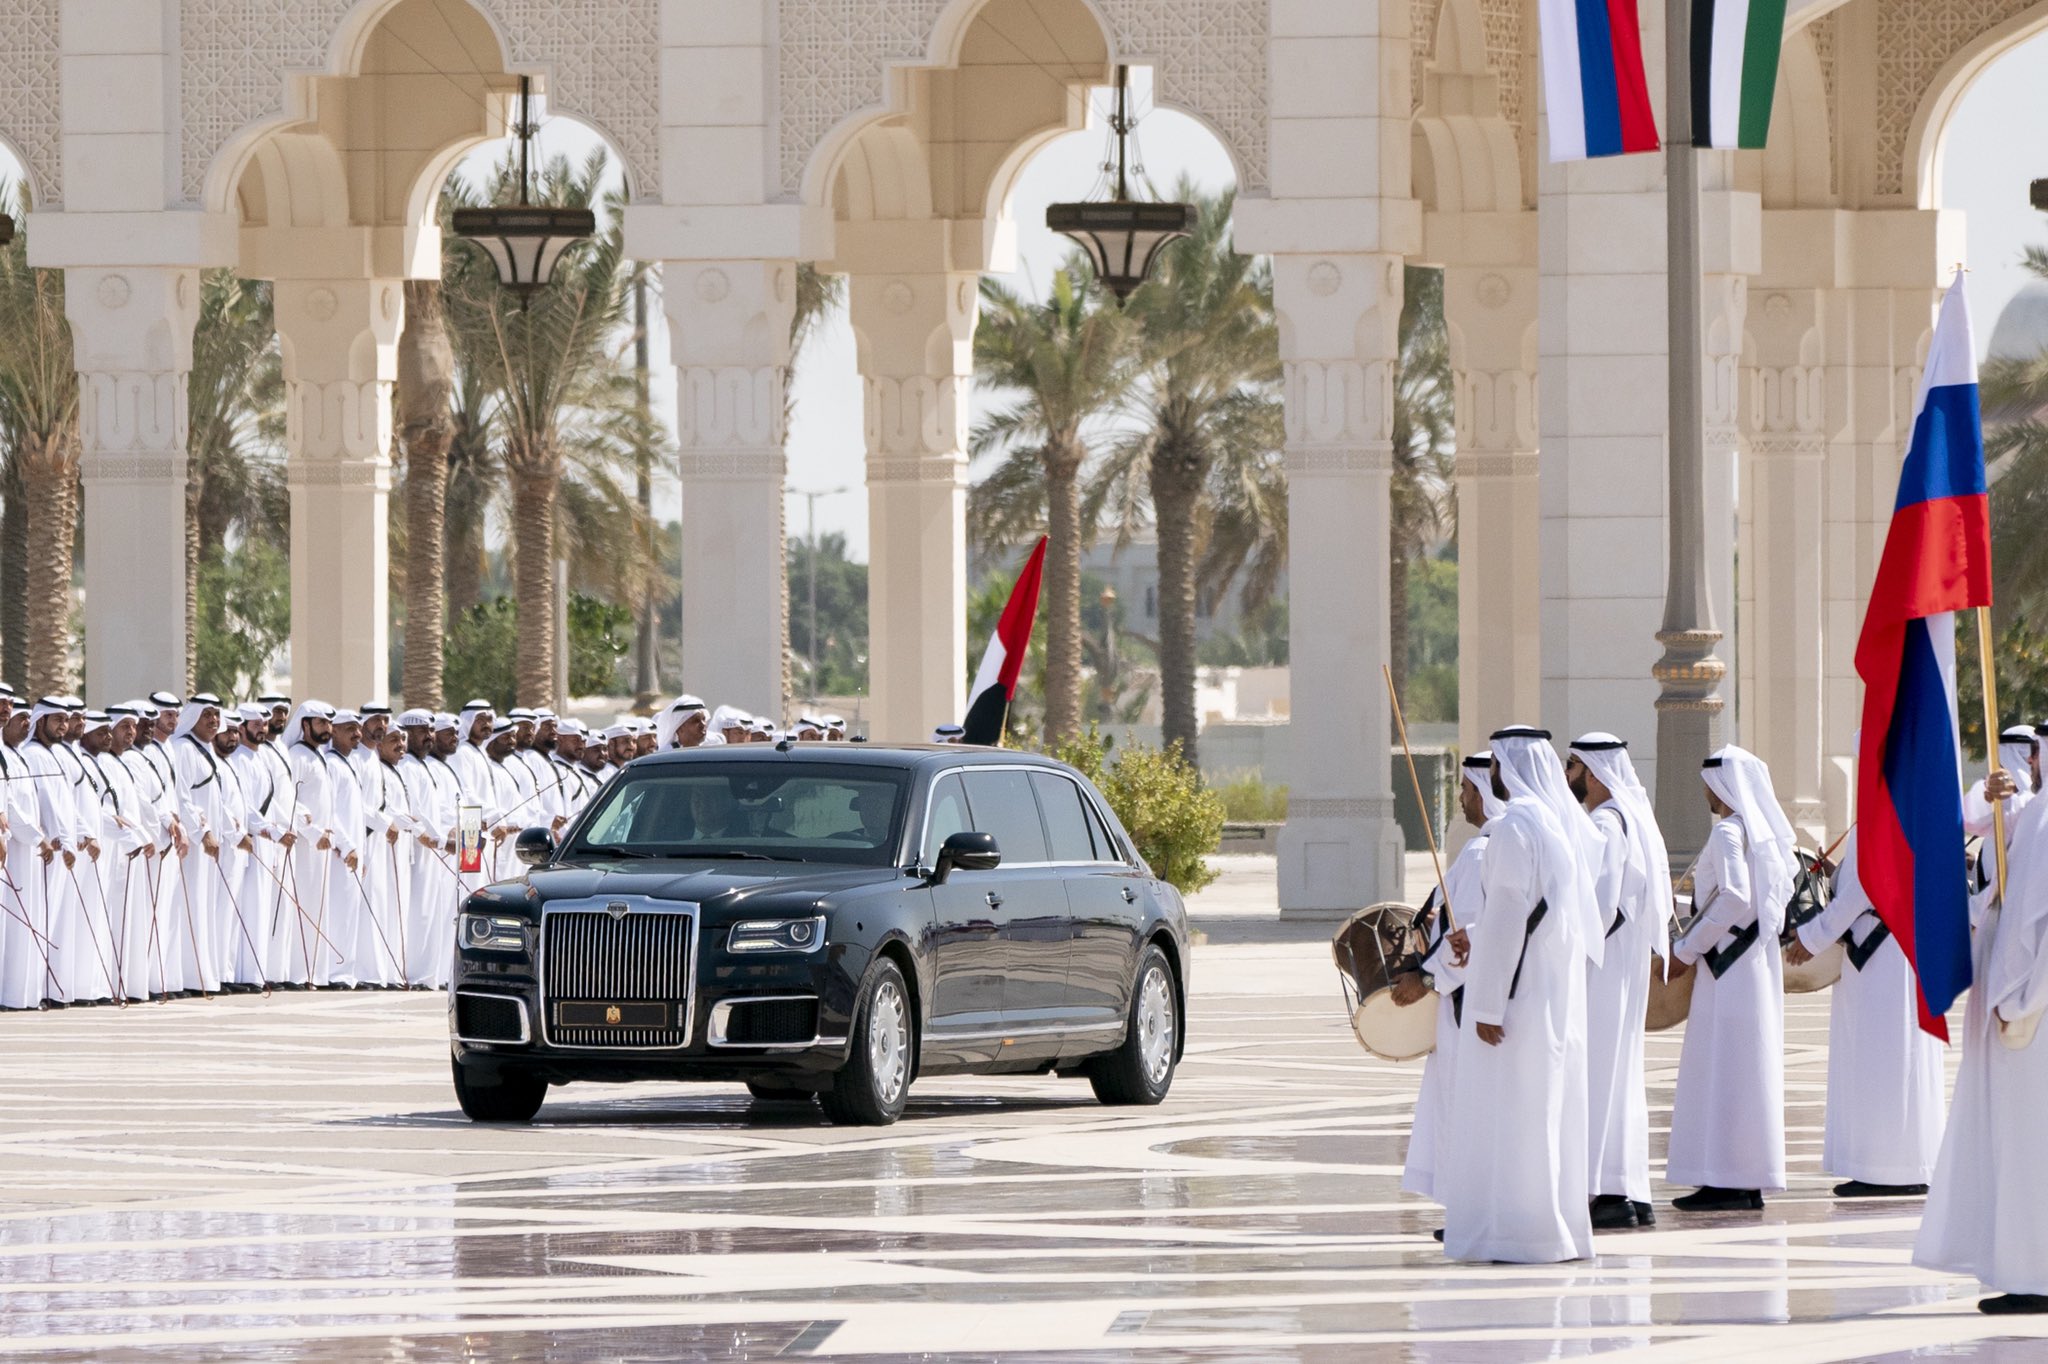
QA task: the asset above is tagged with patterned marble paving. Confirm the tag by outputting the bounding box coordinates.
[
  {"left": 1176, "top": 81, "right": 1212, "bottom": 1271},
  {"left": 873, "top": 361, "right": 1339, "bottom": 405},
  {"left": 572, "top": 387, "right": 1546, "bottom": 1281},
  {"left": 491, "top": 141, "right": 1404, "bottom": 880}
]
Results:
[{"left": 1, "top": 933, "right": 2041, "bottom": 1361}]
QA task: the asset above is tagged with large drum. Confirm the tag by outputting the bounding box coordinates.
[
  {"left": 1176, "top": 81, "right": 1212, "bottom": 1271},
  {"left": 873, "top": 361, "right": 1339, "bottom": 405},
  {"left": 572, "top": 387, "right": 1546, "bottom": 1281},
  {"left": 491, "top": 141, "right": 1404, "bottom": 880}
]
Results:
[
  {"left": 1331, "top": 902, "right": 1438, "bottom": 1062},
  {"left": 1782, "top": 850, "right": 1842, "bottom": 993},
  {"left": 1645, "top": 949, "right": 1694, "bottom": 1031}
]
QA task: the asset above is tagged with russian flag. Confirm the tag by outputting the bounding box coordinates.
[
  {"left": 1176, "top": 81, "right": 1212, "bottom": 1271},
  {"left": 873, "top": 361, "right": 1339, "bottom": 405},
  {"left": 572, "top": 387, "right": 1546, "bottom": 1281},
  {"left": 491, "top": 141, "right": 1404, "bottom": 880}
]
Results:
[
  {"left": 1541, "top": 0, "right": 1661, "bottom": 161},
  {"left": 1853, "top": 276, "right": 1992, "bottom": 1040}
]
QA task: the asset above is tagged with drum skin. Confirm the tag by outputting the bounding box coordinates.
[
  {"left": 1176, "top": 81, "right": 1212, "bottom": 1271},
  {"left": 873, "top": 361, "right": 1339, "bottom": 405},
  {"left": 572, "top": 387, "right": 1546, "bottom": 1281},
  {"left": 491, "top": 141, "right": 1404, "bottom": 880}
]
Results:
[
  {"left": 1332, "top": 902, "right": 1438, "bottom": 1062},
  {"left": 1645, "top": 956, "right": 1694, "bottom": 1031},
  {"left": 1784, "top": 940, "right": 1843, "bottom": 993}
]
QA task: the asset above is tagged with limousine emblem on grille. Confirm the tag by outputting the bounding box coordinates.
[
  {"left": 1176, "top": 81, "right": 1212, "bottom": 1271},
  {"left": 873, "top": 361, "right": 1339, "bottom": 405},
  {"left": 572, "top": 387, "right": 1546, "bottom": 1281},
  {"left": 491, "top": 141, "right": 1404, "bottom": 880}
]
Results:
[
  {"left": 604, "top": 1005, "right": 622, "bottom": 1025},
  {"left": 606, "top": 901, "right": 629, "bottom": 921}
]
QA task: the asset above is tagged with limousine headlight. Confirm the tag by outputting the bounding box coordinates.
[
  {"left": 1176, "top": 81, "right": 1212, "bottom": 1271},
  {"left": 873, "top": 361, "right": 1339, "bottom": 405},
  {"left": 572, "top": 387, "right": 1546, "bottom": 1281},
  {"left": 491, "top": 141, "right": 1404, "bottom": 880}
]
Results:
[
  {"left": 728, "top": 915, "right": 827, "bottom": 954},
  {"left": 461, "top": 913, "right": 527, "bottom": 952}
]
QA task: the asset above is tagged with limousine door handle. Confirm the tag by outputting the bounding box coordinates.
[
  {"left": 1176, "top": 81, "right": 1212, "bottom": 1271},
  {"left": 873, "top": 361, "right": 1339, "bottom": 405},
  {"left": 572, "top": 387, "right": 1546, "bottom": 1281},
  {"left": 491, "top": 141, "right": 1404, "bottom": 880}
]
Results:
[
  {"left": 985, "top": 891, "right": 1004, "bottom": 909},
  {"left": 1121, "top": 887, "right": 1137, "bottom": 904}
]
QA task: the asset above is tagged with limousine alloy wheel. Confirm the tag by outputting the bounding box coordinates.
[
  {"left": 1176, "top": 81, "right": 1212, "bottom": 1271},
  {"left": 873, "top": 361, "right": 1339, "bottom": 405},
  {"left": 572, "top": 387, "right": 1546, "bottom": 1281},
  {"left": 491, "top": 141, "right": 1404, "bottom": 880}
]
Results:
[
  {"left": 1088, "top": 944, "right": 1179, "bottom": 1106},
  {"left": 820, "top": 960, "right": 912, "bottom": 1126},
  {"left": 452, "top": 1058, "right": 548, "bottom": 1124}
]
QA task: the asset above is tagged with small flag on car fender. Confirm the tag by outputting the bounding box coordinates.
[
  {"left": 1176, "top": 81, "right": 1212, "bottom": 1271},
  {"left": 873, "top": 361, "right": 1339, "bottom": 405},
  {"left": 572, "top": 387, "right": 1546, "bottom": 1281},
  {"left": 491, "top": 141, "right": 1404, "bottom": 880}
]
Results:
[{"left": 961, "top": 536, "right": 1047, "bottom": 746}]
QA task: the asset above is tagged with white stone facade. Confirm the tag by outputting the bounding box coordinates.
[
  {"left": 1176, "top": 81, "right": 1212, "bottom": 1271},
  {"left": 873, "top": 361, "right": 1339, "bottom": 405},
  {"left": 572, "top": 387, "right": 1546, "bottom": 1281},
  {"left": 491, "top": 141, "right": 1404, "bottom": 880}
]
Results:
[{"left": 6, "top": 0, "right": 2032, "bottom": 909}]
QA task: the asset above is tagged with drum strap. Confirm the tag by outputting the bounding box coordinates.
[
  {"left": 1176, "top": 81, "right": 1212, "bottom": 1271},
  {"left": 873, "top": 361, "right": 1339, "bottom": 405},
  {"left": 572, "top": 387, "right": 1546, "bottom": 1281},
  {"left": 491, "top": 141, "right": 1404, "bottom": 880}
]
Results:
[
  {"left": 1508, "top": 899, "right": 1549, "bottom": 999},
  {"left": 1605, "top": 903, "right": 1627, "bottom": 940},
  {"left": 1704, "top": 916, "right": 1761, "bottom": 978},
  {"left": 1845, "top": 914, "right": 1892, "bottom": 971}
]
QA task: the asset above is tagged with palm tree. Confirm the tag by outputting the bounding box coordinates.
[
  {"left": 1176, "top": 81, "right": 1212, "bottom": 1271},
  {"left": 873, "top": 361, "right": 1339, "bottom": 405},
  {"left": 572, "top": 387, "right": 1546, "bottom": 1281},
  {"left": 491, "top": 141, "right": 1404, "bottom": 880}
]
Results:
[
  {"left": 1387, "top": 266, "right": 1455, "bottom": 702},
  {"left": 185, "top": 270, "right": 286, "bottom": 689},
  {"left": 784, "top": 262, "right": 845, "bottom": 707},
  {"left": 0, "top": 191, "right": 81, "bottom": 695},
  {"left": 1985, "top": 246, "right": 2048, "bottom": 629},
  {"left": 396, "top": 277, "right": 458, "bottom": 708},
  {"left": 1117, "top": 186, "right": 1279, "bottom": 765},
  {"left": 443, "top": 148, "right": 627, "bottom": 705},
  {"left": 969, "top": 266, "right": 1134, "bottom": 745}
]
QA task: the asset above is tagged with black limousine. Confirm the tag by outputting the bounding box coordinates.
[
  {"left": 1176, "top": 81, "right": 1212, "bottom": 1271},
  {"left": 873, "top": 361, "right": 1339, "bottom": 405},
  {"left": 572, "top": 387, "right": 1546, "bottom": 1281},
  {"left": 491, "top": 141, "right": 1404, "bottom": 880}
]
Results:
[{"left": 448, "top": 745, "right": 1190, "bottom": 1125}]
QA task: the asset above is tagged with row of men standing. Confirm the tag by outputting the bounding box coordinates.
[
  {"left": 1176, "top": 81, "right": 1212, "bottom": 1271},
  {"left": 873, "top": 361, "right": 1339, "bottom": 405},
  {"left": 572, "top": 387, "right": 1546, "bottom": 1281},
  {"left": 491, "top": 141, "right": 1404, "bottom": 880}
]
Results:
[
  {"left": 1398, "top": 728, "right": 1948, "bottom": 1263},
  {"left": 0, "top": 692, "right": 669, "bottom": 1008}
]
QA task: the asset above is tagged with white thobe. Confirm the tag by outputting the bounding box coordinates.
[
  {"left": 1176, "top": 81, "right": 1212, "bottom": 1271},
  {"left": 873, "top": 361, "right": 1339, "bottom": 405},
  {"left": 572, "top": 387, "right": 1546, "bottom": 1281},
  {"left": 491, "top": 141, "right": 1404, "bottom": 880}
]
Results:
[
  {"left": 0, "top": 743, "right": 49, "bottom": 1009},
  {"left": 1402, "top": 824, "right": 1490, "bottom": 1202},
  {"left": 207, "top": 751, "right": 266, "bottom": 986},
  {"left": 486, "top": 759, "right": 523, "bottom": 881},
  {"left": 59, "top": 746, "right": 121, "bottom": 1002},
  {"left": 1441, "top": 807, "right": 1593, "bottom": 1263},
  {"left": 287, "top": 741, "right": 341, "bottom": 986},
  {"left": 245, "top": 740, "right": 301, "bottom": 982},
  {"left": 1917, "top": 795, "right": 2048, "bottom": 1294},
  {"left": 85, "top": 750, "right": 154, "bottom": 1000},
  {"left": 22, "top": 738, "right": 93, "bottom": 1003},
  {"left": 357, "top": 758, "right": 413, "bottom": 986},
  {"left": 1796, "top": 832, "right": 1945, "bottom": 1185},
  {"left": 320, "top": 750, "right": 371, "bottom": 986},
  {"left": 164, "top": 734, "right": 231, "bottom": 995},
  {"left": 1667, "top": 815, "right": 1787, "bottom": 1191},
  {"left": 398, "top": 753, "right": 457, "bottom": 985},
  {"left": 1585, "top": 800, "right": 1655, "bottom": 1202},
  {"left": 116, "top": 748, "right": 178, "bottom": 998},
  {"left": 511, "top": 748, "right": 563, "bottom": 824}
]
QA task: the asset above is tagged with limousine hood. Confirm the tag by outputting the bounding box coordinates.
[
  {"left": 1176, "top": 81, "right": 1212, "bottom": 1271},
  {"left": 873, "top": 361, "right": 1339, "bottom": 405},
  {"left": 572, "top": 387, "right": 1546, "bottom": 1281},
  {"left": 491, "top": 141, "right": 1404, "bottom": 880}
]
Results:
[{"left": 514, "top": 859, "right": 908, "bottom": 912}]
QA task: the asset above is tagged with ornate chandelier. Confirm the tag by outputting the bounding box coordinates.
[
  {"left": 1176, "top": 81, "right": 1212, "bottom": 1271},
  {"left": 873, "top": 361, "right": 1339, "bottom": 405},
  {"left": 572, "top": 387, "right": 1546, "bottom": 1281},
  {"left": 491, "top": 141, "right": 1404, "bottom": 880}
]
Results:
[
  {"left": 452, "top": 76, "right": 594, "bottom": 297},
  {"left": 1045, "top": 66, "right": 1195, "bottom": 304}
]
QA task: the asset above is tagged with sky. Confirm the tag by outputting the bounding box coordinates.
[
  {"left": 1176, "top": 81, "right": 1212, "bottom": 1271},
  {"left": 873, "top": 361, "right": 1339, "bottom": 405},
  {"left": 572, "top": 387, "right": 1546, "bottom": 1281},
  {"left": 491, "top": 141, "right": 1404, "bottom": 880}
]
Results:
[{"left": 5, "top": 41, "right": 2045, "bottom": 563}]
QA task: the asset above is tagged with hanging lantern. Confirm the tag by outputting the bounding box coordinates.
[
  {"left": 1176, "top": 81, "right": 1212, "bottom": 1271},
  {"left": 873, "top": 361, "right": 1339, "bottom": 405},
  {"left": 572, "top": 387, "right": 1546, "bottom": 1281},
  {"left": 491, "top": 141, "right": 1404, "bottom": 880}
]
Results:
[
  {"left": 0, "top": 216, "right": 15, "bottom": 248},
  {"left": 1045, "top": 66, "right": 1194, "bottom": 303},
  {"left": 453, "top": 76, "right": 594, "bottom": 297}
]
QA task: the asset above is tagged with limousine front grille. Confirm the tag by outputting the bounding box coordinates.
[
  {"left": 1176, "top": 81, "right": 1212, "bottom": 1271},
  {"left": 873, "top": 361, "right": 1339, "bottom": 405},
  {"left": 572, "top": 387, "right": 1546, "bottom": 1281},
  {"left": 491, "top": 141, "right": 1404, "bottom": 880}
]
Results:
[{"left": 540, "top": 905, "right": 695, "bottom": 1049}]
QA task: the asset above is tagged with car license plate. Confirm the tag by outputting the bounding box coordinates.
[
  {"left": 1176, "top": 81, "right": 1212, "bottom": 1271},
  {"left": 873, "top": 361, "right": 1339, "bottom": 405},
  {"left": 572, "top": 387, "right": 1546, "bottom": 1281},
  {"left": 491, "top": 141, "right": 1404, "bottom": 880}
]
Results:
[{"left": 555, "top": 1001, "right": 670, "bottom": 1028}]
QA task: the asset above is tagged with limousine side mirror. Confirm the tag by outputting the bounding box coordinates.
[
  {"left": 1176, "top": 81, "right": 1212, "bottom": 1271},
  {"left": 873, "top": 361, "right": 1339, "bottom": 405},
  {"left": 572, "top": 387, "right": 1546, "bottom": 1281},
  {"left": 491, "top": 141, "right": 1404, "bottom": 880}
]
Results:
[
  {"left": 514, "top": 826, "right": 557, "bottom": 868},
  {"left": 930, "top": 830, "right": 1000, "bottom": 884}
]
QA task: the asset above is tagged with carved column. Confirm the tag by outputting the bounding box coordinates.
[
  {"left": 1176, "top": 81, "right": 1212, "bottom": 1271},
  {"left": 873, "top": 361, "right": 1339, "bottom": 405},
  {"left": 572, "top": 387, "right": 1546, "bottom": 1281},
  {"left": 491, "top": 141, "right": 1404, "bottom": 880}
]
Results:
[
  {"left": 275, "top": 278, "right": 402, "bottom": 707},
  {"left": 849, "top": 267, "right": 974, "bottom": 744},
  {"left": 665, "top": 259, "right": 795, "bottom": 717},
  {"left": 1443, "top": 264, "right": 1539, "bottom": 756},
  {"left": 1274, "top": 254, "right": 1405, "bottom": 915},
  {"left": 65, "top": 266, "right": 200, "bottom": 704},
  {"left": 1740, "top": 288, "right": 1827, "bottom": 839},
  {"left": 1700, "top": 266, "right": 1746, "bottom": 707}
]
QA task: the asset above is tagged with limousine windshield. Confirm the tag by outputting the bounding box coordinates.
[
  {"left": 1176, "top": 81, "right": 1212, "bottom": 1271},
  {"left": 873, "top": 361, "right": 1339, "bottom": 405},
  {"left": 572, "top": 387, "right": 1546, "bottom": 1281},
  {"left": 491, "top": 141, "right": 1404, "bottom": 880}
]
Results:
[{"left": 565, "top": 764, "right": 911, "bottom": 867}]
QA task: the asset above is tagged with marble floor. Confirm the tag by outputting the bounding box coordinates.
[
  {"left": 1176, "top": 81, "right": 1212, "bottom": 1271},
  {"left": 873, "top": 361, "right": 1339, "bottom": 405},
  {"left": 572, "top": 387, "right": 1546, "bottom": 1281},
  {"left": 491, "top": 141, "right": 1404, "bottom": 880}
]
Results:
[{"left": 1, "top": 878, "right": 2038, "bottom": 1361}]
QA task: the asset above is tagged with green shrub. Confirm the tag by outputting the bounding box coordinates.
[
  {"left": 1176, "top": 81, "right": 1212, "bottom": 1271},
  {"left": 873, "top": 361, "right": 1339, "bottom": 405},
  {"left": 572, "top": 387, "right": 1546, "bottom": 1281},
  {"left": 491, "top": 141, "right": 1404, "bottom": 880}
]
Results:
[
  {"left": 443, "top": 594, "right": 633, "bottom": 710},
  {"left": 1211, "top": 769, "right": 1288, "bottom": 823},
  {"left": 1050, "top": 728, "right": 1226, "bottom": 895}
]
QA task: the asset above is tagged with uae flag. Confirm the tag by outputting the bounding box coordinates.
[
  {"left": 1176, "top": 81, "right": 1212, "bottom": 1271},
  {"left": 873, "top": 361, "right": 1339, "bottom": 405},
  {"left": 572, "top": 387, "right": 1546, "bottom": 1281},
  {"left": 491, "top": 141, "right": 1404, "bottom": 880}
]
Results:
[
  {"left": 961, "top": 536, "right": 1047, "bottom": 746},
  {"left": 1691, "top": 0, "right": 1788, "bottom": 149}
]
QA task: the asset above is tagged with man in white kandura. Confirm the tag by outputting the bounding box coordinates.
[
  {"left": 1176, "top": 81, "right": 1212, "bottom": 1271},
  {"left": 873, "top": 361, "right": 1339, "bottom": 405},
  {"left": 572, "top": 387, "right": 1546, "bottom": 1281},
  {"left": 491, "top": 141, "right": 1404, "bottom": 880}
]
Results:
[
  {"left": 1786, "top": 785, "right": 1946, "bottom": 1200},
  {"left": 1567, "top": 733, "right": 1671, "bottom": 1230},
  {"left": 1916, "top": 761, "right": 2048, "bottom": 1313},
  {"left": 1665, "top": 745, "right": 1794, "bottom": 1212},
  {"left": 1398, "top": 751, "right": 1499, "bottom": 1210},
  {"left": 1439, "top": 727, "right": 1601, "bottom": 1264}
]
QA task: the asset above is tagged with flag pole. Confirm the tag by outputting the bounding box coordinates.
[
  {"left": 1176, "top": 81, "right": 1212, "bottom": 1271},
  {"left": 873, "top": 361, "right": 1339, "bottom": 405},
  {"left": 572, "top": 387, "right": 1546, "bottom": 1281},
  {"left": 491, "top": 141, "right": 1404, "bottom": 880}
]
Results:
[{"left": 1976, "top": 605, "right": 2009, "bottom": 903}]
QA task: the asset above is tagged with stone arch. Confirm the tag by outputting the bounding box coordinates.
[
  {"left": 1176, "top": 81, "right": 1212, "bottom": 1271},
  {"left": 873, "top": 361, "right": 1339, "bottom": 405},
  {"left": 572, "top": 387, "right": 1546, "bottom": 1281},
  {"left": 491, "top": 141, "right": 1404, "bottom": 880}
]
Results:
[
  {"left": 183, "top": 0, "right": 659, "bottom": 215},
  {"left": 1759, "top": 24, "right": 1833, "bottom": 208},
  {"left": 1411, "top": 0, "right": 1522, "bottom": 214},
  {"left": 1901, "top": 0, "right": 2048, "bottom": 207},
  {"left": 786, "top": 0, "right": 1268, "bottom": 208}
]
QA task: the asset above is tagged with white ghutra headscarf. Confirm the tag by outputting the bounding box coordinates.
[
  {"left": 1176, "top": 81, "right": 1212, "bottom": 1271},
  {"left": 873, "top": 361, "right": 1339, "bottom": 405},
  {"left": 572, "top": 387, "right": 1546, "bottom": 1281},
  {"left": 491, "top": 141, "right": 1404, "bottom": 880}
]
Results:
[
  {"left": 1570, "top": 732, "right": 1673, "bottom": 961},
  {"left": 1702, "top": 744, "right": 1798, "bottom": 939},
  {"left": 1460, "top": 751, "right": 1505, "bottom": 822},
  {"left": 1490, "top": 726, "right": 1604, "bottom": 966}
]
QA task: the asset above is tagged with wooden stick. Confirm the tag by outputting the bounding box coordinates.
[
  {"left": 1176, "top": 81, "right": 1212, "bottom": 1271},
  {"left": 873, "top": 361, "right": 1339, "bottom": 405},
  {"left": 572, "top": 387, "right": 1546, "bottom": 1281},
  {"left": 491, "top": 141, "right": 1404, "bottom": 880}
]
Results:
[
  {"left": 1977, "top": 606, "right": 2009, "bottom": 905},
  {"left": 1382, "top": 664, "right": 1454, "bottom": 932}
]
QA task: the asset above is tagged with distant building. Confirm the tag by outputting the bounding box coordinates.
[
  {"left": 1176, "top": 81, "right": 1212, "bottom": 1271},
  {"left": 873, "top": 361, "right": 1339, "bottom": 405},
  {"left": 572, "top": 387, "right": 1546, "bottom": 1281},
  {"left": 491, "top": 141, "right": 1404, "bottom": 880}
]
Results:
[{"left": 970, "top": 531, "right": 1286, "bottom": 651}]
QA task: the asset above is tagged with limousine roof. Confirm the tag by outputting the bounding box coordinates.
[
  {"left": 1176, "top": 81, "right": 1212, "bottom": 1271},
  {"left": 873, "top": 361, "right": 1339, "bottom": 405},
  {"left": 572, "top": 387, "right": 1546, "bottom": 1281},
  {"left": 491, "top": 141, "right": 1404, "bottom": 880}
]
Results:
[{"left": 624, "top": 743, "right": 1071, "bottom": 774}]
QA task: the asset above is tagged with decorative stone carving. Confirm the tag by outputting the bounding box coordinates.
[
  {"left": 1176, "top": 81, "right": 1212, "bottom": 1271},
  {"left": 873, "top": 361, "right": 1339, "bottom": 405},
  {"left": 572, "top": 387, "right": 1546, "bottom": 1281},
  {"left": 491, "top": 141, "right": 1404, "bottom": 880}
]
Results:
[
  {"left": 1290, "top": 796, "right": 1396, "bottom": 820},
  {"left": 96, "top": 276, "right": 132, "bottom": 310},
  {"left": 881, "top": 280, "right": 916, "bottom": 314},
  {"left": 1282, "top": 359, "right": 1395, "bottom": 450},
  {"left": 1453, "top": 368, "right": 1538, "bottom": 452},
  {"left": 863, "top": 374, "right": 966, "bottom": 460},
  {"left": 1476, "top": 272, "right": 1510, "bottom": 309},
  {"left": 1306, "top": 261, "right": 1342, "bottom": 297},
  {"left": 695, "top": 268, "right": 730, "bottom": 302},
  {"left": 0, "top": 0, "right": 63, "bottom": 208},
  {"left": 775, "top": 0, "right": 1269, "bottom": 192},
  {"left": 78, "top": 373, "right": 189, "bottom": 463},
  {"left": 178, "top": 0, "right": 660, "bottom": 204},
  {"left": 676, "top": 366, "right": 787, "bottom": 454},
  {"left": 284, "top": 455, "right": 392, "bottom": 487},
  {"left": 1871, "top": 0, "right": 2033, "bottom": 198},
  {"left": 284, "top": 379, "right": 394, "bottom": 463},
  {"left": 675, "top": 449, "right": 787, "bottom": 480},
  {"left": 1479, "top": 0, "right": 1530, "bottom": 150}
]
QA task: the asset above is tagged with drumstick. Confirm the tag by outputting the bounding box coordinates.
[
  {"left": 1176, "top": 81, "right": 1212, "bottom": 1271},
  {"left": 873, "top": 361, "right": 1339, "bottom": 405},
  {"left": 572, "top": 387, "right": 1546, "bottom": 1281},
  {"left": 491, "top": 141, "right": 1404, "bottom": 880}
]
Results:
[{"left": 1382, "top": 664, "right": 1455, "bottom": 934}]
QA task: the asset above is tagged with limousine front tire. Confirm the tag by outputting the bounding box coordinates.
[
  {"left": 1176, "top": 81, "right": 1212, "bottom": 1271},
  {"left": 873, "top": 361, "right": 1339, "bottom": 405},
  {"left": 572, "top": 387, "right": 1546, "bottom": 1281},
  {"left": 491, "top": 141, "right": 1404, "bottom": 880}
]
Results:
[
  {"left": 1088, "top": 944, "right": 1179, "bottom": 1107},
  {"left": 820, "top": 959, "right": 912, "bottom": 1127},
  {"left": 453, "top": 1057, "right": 548, "bottom": 1123}
]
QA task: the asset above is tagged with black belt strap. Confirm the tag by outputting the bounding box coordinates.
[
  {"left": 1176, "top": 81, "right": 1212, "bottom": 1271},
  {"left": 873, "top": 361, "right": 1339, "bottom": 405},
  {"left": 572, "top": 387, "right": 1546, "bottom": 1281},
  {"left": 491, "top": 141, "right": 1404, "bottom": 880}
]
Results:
[
  {"left": 1705, "top": 917, "right": 1761, "bottom": 978},
  {"left": 1508, "top": 898, "right": 1549, "bottom": 998},
  {"left": 1845, "top": 916, "right": 1892, "bottom": 971},
  {"left": 1605, "top": 903, "right": 1627, "bottom": 940}
]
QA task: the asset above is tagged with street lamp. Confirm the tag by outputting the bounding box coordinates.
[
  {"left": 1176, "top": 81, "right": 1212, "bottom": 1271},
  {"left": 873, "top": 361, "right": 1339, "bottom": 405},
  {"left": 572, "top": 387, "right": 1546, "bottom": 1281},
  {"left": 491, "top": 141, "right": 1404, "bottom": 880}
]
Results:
[
  {"left": 2032, "top": 178, "right": 2048, "bottom": 212},
  {"left": 452, "top": 75, "right": 595, "bottom": 298},
  {"left": 1046, "top": 66, "right": 1195, "bottom": 304},
  {"left": 789, "top": 484, "right": 852, "bottom": 701}
]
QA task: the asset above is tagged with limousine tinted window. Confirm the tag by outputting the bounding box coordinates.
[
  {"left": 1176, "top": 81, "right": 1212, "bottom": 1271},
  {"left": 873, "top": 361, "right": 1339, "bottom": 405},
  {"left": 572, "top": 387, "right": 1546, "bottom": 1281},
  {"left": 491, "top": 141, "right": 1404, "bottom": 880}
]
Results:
[
  {"left": 568, "top": 764, "right": 909, "bottom": 866},
  {"left": 962, "top": 769, "right": 1050, "bottom": 863},
  {"left": 1031, "top": 771, "right": 1096, "bottom": 862},
  {"left": 924, "top": 772, "right": 970, "bottom": 864}
]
